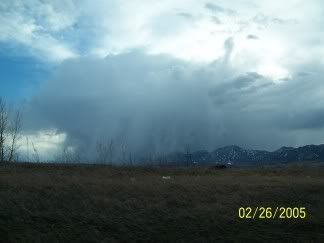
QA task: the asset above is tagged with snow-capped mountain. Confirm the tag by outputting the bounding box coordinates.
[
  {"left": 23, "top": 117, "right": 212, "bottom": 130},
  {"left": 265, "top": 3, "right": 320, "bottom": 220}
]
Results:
[{"left": 161, "top": 144, "right": 324, "bottom": 166}]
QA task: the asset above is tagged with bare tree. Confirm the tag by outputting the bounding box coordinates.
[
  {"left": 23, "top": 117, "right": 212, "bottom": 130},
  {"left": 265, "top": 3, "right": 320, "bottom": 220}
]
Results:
[
  {"left": 128, "top": 152, "right": 133, "bottom": 166},
  {"left": 8, "top": 111, "right": 22, "bottom": 162},
  {"left": 0, "top": 98, "right": 8, "bottom": 162},
  {"left": 109, "top": 140, "right": 114, "bottom": 164},
  {"left": 157, "top": 152, "right": 167, "bottom": 167},
  {"left": 57, "top": 145, "right": 80, "bottom": 164},
  {"left": 0, "top": 97, "right": 23, "bottom": 163},
  {"left": 184, "top": 144, "right": 192, "bottom": 167},
  {"left": 96, "top": 138, "right": 115, "bottom": 164},
  {"left": 31, "top": 141, "right": 40, "bottom": 163},
  {"left": 120, "top": 139, "right": 128, "bottom": 165},
  {"left": 26, "top": 137, "right": 30, "bottom": 162}
]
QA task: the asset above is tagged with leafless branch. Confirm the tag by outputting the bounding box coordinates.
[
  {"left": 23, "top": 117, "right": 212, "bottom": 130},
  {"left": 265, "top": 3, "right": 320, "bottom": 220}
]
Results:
[
  {"left": 31, "top": 141, "right": 40, "bottom": 163},
  {"left": 0, "top": 98, "right": 8, "bottom": 162},
  {"left": 8, "top": 111, "right": 22, "bottom": 162}
]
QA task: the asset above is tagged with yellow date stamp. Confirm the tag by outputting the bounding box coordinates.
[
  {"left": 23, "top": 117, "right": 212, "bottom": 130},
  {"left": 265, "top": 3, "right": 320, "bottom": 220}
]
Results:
[{"left": 238, "top": 207, "right": 307, "bottom": 219}]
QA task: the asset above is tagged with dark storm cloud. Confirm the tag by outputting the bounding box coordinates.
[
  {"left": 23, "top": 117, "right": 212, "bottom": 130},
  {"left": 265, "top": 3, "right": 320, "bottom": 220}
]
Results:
[
  {"left": 208, "top": 72, "right": 273, "bottom": 106},
  {"left": 24, "top": 45, "right": 324, "bottom": 160},
  {"left": 297, "top": 72, "right": 312, "bottom": 77},
  {"left": 281, "top": 109, "right": 324, "bottom": 130},
  {"left": 233, "top": 72, "right": 263, "bottom": 85}
]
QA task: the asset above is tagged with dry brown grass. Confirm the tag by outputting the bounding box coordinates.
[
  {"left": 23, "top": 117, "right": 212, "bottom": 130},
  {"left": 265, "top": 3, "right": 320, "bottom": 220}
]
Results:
[{"left": 0, "top": 163, "right": 323, "bottom": 242}]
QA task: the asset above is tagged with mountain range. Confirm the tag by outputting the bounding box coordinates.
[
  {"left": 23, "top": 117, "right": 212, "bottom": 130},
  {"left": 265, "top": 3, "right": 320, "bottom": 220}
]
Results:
[{"left": 162, "top": 144, "right": 324, "bottom": 166}]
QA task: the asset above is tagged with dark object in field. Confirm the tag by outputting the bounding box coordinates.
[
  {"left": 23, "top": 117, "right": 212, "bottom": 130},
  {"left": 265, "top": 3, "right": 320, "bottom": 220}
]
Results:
[{"left": 210, "top": 164, "right": 227, "bottom": 170}]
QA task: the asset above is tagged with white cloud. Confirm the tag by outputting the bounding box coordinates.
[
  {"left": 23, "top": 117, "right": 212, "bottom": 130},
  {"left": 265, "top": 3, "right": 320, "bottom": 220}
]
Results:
[
  {"left": 18, "top": 129, "right": 67, "bottom": 161},
  {"left": 0, "top": 0, "right": 79, "bottom": 62},
  {"left": 0, "top": 0, "right": 323, "bottom": 68}
]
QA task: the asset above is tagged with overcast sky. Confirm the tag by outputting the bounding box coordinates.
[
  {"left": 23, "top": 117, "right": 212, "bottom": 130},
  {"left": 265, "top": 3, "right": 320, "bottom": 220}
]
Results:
[{"left": 1, "top": 0, "right": 324, "bottom": 160}]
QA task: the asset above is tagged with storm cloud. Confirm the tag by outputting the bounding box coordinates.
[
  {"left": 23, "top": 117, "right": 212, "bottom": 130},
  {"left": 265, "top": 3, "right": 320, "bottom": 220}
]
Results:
[{"left": 24, "top": 45, "right": 324, "bottom": 161}]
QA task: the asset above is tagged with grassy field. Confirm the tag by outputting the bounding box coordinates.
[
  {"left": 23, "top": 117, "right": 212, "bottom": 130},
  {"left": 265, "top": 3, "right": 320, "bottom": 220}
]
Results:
[{"left": 0, "top": 163, "right": 323, "bottom": 242}]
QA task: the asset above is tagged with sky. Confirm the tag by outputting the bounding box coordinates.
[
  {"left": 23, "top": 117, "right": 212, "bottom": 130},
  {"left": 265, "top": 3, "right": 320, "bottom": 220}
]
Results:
[{"left": 0, "top": 0, "right": 324, "bottom": 161}]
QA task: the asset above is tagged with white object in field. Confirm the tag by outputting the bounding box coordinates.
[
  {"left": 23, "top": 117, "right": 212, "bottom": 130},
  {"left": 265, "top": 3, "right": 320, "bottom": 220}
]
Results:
[
  {"left": 162, "top": 176, "right": 171, "bottom": 180},
  {"left": 227, "top": 162, "right": 233, "bottom": 166}
]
